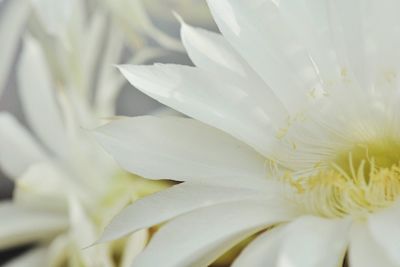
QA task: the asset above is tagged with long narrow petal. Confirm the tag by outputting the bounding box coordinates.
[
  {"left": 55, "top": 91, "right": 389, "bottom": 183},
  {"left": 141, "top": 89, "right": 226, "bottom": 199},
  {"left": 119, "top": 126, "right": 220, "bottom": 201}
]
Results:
[
  {"left": 180, "top": 21, "right": 287, "bottom": 124},
  {"left": 0, "top": 113, "right": 47, "bottom": 178},
  {"left": 99, "top": 181, "right": 278, "bottom": 242},
  {"left": 131, "top": 200, "right": 296, "bottom": 267},
  {"left": 120, "top": 230, "right": 149, "bottom": 267},
  {"left": 0, "top": 0, "right": 28, "bottom": 98},
  {"left": 18, "top": 36, "right": 67, "bottom": 158},
  {"left": 349, "top": 222, "right": 397, "bottom": 267},
  {"left": 68, "top": 197, "right": 113, "bottom": 267},
  {"left": 30, "top": 0, "right": 75, "bottom": 36},
  {"left": 118, "top": 63, "right": 281, "bottom": 156},
  {"left": 233, "top": 216, "right": 349, "bottom": 267},
  {"left": 95, "top": 116, "right": 266, "bottom": 181},
  {"left": 0, "top": 202, "right": 67, "bottom": 249}
]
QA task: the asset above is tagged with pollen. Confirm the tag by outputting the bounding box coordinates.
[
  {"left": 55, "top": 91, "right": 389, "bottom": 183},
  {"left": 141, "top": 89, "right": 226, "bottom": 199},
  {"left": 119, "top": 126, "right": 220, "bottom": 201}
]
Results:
[{"left": 287, "top": 138, "right": 400, "bottom": 219}]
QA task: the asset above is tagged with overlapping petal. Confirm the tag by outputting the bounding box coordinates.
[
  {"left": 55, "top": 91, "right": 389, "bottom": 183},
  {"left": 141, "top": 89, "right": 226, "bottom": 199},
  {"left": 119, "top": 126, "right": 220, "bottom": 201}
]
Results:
[
  {"left": 118, "top": 63, "right": 282, "bottom": 156},
  {"left": 131, "top": 199, "right": 296, "bottom": 267},
  {"left": 233, "top": 216, "right": 349, "bottom": 267},
  {"left": 349, "top": 222, "right": 397, "bottom": 267},
  {"left": 99, "top": 181, "right": 281, "bottom": 242},
  {"left": 95, "top": 116, "right": 267, "bottom": 181},
  {"left": 18, "top": 36, "right": 67, "bottom": 158},
  {"left": 0, "top": 202, "right": 67, "bottom": 249}
]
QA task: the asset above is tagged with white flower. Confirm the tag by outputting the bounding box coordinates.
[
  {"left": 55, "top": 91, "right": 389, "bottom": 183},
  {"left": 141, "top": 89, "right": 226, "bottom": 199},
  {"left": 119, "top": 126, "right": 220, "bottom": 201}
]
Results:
[
  {"left": 95, "top": 1, "right": 400, "bottom": 266},
  {"left": 0, "top": 2, "right": 167, "bottom": 266},
  {"left": 0, "top": 0, "right": 213, "bottom": 98}
]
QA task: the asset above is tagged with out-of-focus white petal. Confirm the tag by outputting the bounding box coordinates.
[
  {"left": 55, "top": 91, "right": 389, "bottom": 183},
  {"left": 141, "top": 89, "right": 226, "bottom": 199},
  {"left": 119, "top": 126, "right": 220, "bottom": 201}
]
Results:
[
  {"left": 14, "top": 163, "right": 83, "bottom": 211},
  {"left": 349, "top": 222, "right": 397, "bottom": 267},
  {"left": 98, "top": 182, "right": 276, "bottom": 243},
  {"left": 131, "top": 200, "right": 296, "bottom": 267},
  {"left": 0, "top": 201, "right": 67, "bottom": 249},
  {"left": 83, "top": 11, "right": 108, "bottom": 91},
  {"left": 117, "top": 64, "right": 281, "bottom": 156},
  {"left": 95, "top": 116, "right": 266, "bottom": 181},
  {"left": 103, "top": 0, "right": 183, "bottom": 52},
  {"left": 0, "top": 113, "right": 47, "bottom": 178},
  {"left": 368, "top": 205, "right": 400, "bottom": 264},
  {"left": 30, "top": 0, "right": 75, "bottom": 36},
  {"left": 0, "top": 0, "right": 29, "bottom": 98},
  {"left": 120, "top": 230, "right": 149, "bottom": 267},
  {"left": 68, "top": 197, "right": 114, "bottom": 267},
  {"left": 18, "top": 36, "right": 67, "bottom": 158},
  {"left": 233, "top": 216, "right": 349, "bottom": 267},
  {"left": 94, "top": 22, "right": 125, "bottom": 118},
  {"left": 47, "top": 234, "right": 69, "bottom": 267},
  {"left": 3, "top": 247, "right": 47, "bottom": 267}
]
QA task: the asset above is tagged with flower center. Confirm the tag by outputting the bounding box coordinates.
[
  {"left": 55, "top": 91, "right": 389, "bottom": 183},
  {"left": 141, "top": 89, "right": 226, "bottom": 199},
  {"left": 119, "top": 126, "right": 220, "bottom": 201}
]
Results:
[{"left": 287, "top": 138, "right": 400, "bottom": 219}]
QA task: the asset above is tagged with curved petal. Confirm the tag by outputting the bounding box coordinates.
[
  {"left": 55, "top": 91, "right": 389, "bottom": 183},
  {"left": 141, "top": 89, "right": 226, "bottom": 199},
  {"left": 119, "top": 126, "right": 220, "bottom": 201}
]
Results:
[
  {"left": 206, "top": 0, "right": 321, "bottom": 114},
  {"left": 180, "top": 20, "right": 287, "bottom": 124},
  {"left": 3, "top": 247, "right": 47, "bottom": 267},
  {"left": 0, "top": 113, "right": 47, "bottom": 178},
  {"left": 68, "top": 197, "right": 114, "bottom": 267},
  {"left": 233, "top": 216, "right": 349, "bottom": 267},
  {"left": 349, "top": 222, "right": 397, "bottom": 267},
  {"left": 368, "top": 205, "right": 400, "bottom": 264},
  {"left": 18, "top": 36, "right": 67, "bottom": 158},
  {"left": 95, "top": 116, "right": 267, "bottom": 181},
  {"left": 0, "top": 202, "right": 67, "bottom": 249},
  {"left": 98, "top": 181, "right": 280, "bottom": 243},
  {"left": 131, "top": 199, "right": 296, "bottom": 267},
  {"left": 118, "top": 63, "right": 281, "bottom": 156},
  {"left": 120, "top": 230, "right": 149, "bottom": 267}
]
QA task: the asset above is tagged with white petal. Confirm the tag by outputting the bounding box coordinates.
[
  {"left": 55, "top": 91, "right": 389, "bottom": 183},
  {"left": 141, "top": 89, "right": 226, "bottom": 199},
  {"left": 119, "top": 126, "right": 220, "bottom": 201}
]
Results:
[
  {"left": 94, "top": 23, "right": 125, "bottom": 117},
  {"left": 368, "top": 205, "right": 400, "bottom": 264},
  {"left": 206, "top": 0, "right": 320, "bottom": 113},
  {"left": 3, "top": 247, "right": 47, "bottom": 267},
  {"left": 0, "top": 202, "right": 67, "bottom": 249},
  {"left": 180, "top": 21, "right": 287, "bottom": 125},
  {"left": 95, "top": 116, "right": 266, "bottom": 181},
  {"left": 83, "top": 10, "right": 108, "bottom": 94},
  {"left": 0, "top": 0, "right": 29, "bottom": 97},
  {"left": 68, "top": 197, "right": 115, "bottom": 267},
  {"left": 271, "top": 0, "right": 343, "bottom": 84},
  {"left": 0, "top": 113, "right": 47, "bottom": 178},
  {"left": 120, "top": 230, "right": 149, "bottom": 267},
  {"left": 132, "top": 199, "right": 296, "bottom": 267},
  {"left": 118, "top": 63, "right": 281, "bottom": 156},
  {"left": 30, "top": 0, "right": 75, "bottom": 36},
  {"left": 14, "top": 162, "right": 82, "bottom": 212},
  {"left": 47, "top": 234, "right": 69, "bottom": 267},
  {"left": 18, "top": 36, "right": 67, "bottom": 158},
  {"left": 99, "top": 181, "right": 277, "bottom": 243},
  {"left": 326, "top": 0, "right": 372, "bottom": 89},
  {"left": 233, "top": 216, "right": 349, "bottom": 267},
  {"left": 232, "top": 225, "right": 286, "bottom": 267},
  {"left": 349, "top": 222, "right": 397, "bottom": 267}
]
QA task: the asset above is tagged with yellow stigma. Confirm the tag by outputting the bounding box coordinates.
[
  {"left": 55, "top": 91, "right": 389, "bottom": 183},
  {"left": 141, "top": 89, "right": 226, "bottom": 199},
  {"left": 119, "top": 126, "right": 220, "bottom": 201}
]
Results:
[{"left": 288, "top": 138, "right": 400, "bottom": 219}]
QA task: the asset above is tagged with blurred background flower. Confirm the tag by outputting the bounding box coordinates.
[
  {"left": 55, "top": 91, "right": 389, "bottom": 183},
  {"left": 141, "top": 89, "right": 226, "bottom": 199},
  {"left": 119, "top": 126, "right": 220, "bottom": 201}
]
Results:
[{"left": 0, "top": 0, "right": 215, "bottom": 265}]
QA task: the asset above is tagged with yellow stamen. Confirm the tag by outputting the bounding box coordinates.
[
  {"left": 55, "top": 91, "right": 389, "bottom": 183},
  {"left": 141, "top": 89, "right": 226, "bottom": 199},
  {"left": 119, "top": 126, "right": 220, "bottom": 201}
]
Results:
[{"left": 286, "top": 138, "right": 400, "bottom": 219}]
